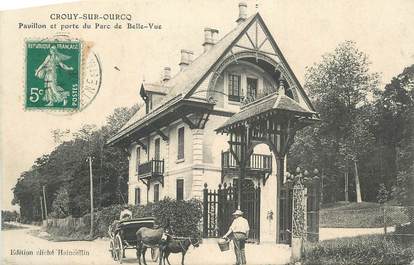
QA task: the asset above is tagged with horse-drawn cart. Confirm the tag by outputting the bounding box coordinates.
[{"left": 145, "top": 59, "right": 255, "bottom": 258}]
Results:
[{"left": 108, "top": 217, "right": 159, "bottom": 264}]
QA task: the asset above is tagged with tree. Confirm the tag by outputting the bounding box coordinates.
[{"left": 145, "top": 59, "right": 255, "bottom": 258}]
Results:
[
  {"left": 378, "top": 65, "right": 414, "bottom": 220},
  {"left": 12, "top": 105, "right": 139, "bottom": 221},
  {"left": 338, "top": 105, "right": 376, "bottom": 202},
  {"left": 302, "top": 41, "right": 380, "bottom": 203},
  {"left": 376, "top": 183, "right": 389, "bottom": 204},
  {"left": 12, "top": 170, "right": 43, "bottom": 222},
  {"left": 1, "top": 210, "right": 19, "bottom": 222},
  {"left": 50, "top": 187, "right": 70, "bottom": 218}
]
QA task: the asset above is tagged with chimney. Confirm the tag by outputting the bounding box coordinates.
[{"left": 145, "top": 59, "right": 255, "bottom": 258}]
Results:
[
  {"left": 179, "top": 49, "right": 194, "bottom": 71},
  {"left": 236, "top": 2, "right": 247, "bottom": 24},
  {"left": 162, "top": 67, "right": 171, "bottom": 82},
  {"left": 203, "top": 28, "right": 219, "bottom": 52}
]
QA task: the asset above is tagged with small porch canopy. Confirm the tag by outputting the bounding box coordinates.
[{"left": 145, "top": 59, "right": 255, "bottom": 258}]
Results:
[
  {"left": 215, "top": 91, "right": 319, "bottom": 208},
  {"left": 216, "top": 92, "right": 317, "bottom": 134}
]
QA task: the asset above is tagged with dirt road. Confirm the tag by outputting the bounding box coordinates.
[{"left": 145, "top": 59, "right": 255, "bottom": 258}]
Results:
[
  {"left": 2, "top": 224, "right": 113, "bottom": 265},
  {"left": 1, "top": 225, "right": 291, "bottom": 265}
]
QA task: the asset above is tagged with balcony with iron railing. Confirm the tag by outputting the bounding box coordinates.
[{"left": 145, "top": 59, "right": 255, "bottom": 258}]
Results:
[
  {"left": 137, "top": 159, "right": 164, "bottom": 182},
  {"left": 221, "top": 151, "right": 272, "bottom": 178}
]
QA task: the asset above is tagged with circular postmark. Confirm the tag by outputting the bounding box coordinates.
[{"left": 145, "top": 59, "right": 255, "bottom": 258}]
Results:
[
  {"left": 24, "top": 34, "right": 101, "bottom": 113},
  {"left": 80, "top": 41, "right": 101, "bottom": 110}
]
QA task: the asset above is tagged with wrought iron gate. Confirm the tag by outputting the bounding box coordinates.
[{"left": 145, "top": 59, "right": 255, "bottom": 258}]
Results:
[
  {"left": 279, "top": 173, "right": 321, "bottom": 245},
  {"left": 279, "top": 185, "right": 293, "bottom": 244},
  {"left": 203, "top": 181, "right": 261, "bottom": 242},
  {"left": 203, "top": 173, "right": 319, "bottom": 244}
]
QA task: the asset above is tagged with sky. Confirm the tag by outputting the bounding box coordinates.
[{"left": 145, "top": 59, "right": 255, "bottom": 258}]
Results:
[{"left": 1, "top": 0, "right": 413, "bottom": 211}]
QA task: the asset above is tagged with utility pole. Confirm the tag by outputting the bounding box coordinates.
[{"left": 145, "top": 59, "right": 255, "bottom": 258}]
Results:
[
  {"left": 88, "top": 156, "right": 94, "bottom": 237},
  {"left": 40, "top": 196, "right": 44, "bottom": 220},
  {"left": 42, "top": 186, "right": 48, "bottom": 218}
]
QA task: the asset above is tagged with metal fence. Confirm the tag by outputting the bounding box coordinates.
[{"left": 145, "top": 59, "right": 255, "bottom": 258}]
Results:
[
  {"left": 202, "top": 182, "right": 261, "bottom": 241},
  {"left": 383, "top": 205, "right": 413, "bottom": 238},
  {"left": 43, "top": 216, "right": 87, "bottom": 230}
]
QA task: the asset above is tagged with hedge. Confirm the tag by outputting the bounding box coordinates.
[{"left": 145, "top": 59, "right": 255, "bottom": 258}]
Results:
[
  {"left": 300, "top": 234, "right": 414, "bottom": 265},
  {"left": 46, "top": 198, "right": 202, "bottom": 240}
]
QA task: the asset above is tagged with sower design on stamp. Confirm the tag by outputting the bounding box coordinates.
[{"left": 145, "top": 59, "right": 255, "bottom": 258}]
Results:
[{"left": 26, "top": 40, "right": 81, "bottom": 110}]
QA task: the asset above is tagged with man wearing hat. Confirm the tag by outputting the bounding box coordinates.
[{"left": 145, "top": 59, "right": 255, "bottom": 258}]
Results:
[
  {"left": 117, "top": 204, "right": 133, "bottom": 256},
  {"left": 119, "top": 204, "right": 132, "bottom": 221},
  {"left": 223, "top": 209, "right": 250, "bottom": 265}
]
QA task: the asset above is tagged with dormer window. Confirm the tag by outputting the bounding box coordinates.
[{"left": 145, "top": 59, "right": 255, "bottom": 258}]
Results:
[{"left": 228, "top": 74, "right": 241, "bottom": 102}]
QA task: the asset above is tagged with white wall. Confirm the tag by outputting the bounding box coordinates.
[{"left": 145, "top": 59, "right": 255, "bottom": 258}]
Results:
[
  {"left": 259, "top": 148, "right": 278, "bottom": 242},
  {"left": 126, "top": 57, "right": 284, "bottom": 243},
  {"left": 129, "top": 120, "right": 198, "bottom": 204},
  {"left": 201, "top": 114, "right": 229, "bottom": 190}
]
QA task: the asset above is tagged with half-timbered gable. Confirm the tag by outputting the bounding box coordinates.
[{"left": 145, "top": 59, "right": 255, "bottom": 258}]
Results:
[{"left": 108, "top": 2, "right": 317, "bottom": 244}]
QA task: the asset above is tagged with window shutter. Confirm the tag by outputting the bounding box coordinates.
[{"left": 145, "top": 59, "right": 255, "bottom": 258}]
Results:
[
  {"left": 178, "top": 127, "right": 185, "bottom": 160},
  {"left": 135, "top": 188, "right": 141, "bottom": 205},
  {"left": 154, "top": 138, "right": 160, "bottom": 160},
  {"left": 247, "top": 77, "right": 258, "bottom": 100},
  {"left": 176, "top": 179, "right": 184, "bottom": 201},
  {"left": 228, "top": 74, "right": 241, "bottom": 102},
  {"left": 154, "top": 184, "right": 159, "bottom": 202},
  {"left": 136, "top": 147, "right": 140, "bottom": 174}
]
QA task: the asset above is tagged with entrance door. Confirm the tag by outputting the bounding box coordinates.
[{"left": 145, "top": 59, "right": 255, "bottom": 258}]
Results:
[{"left": 233, "top": 179, "right": 260, "bottom": 242}]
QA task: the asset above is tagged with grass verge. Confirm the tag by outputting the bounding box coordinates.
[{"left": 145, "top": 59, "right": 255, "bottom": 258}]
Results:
[
  {"left": 42, "top": 226, "right": 97, "bottom": 241},
  {"left": 320, "top": 202, "right": 409, "bottom": 228},
  {"left": 299, "top": 234, "right": 414, "bottom": 265}
]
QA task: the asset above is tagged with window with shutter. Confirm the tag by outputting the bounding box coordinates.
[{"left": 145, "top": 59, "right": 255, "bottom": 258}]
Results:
[
  {"left": 154, "top": 184, "right": 160, "bottom": 202},
  {"left": 228, "top": 74, "right": 241, "bottom": 102},
  {"left": 136, "top": 147, "right": 140, "bottom": 174},
  {"left": 247, "top": 77, "right": 258, "bottom": 100},
  {"left": 154, "top": 138, "right": 160, "bottom": 160},
  {"left": 176, "top": 179, "right": 184, "bottom": 201},
  {"left": 177, "top": 127, "right": 184, "bottom": 160},
  {"left": 135, "top": 188, "right": 141, "bottom": 205}
]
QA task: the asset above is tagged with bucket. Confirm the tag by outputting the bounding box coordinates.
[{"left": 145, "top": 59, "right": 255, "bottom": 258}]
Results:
[{"left": 218, "top": 238, "right": 230, "bottom": 252}]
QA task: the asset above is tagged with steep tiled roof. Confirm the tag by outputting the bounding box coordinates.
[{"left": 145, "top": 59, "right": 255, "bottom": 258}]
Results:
[
  {"left": 160, "top": 15, "right": 256, "bottom": 101},
  {"left": 216, "top": 93, "right": 315, "bottom": 132},
  {"left": 114, "top": 14, "right": 257, "bottom": 136}
]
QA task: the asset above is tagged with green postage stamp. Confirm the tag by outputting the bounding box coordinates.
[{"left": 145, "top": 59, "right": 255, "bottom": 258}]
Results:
[{"left": 25, "top": 40, "right": 81, "bottom": 110}]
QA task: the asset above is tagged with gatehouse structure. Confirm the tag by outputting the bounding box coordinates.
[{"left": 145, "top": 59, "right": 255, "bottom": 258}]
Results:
[{"left": 107, "top": 2, "right": 318, "bottom": 244}]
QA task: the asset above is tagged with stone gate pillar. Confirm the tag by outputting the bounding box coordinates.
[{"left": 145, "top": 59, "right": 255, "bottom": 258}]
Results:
[{"left": 291, "top": 171, "right": 306, "bottom": 260}]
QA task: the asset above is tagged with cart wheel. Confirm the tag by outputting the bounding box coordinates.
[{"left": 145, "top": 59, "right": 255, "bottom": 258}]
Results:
[
  {"left": 151, "top": 248, "right": 159, "bottom": 262},
  {"left": 109, "top": 240, "right": 117, "bottom": 261},
  {"left": 115, "top": 235, "right": 123, "bottom": 264}
]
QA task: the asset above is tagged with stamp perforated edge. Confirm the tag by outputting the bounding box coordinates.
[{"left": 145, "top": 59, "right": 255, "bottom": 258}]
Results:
[{"left": 23, "top": 35, "right": 84, "bottom": 113}]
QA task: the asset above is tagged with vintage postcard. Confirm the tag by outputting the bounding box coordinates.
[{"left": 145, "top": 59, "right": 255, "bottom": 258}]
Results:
[{"left": 1, "top": 1, "right": 413, "bottom": 265}]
